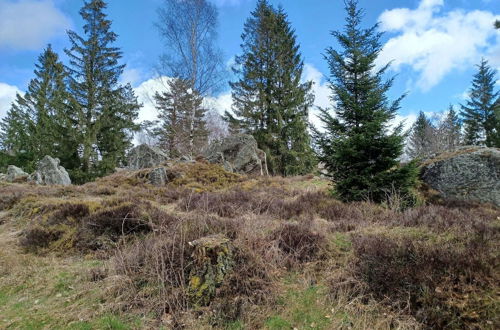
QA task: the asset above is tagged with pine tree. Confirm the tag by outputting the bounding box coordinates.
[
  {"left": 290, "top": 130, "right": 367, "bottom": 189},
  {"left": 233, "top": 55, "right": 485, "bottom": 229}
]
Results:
[
  {"left": 314, "top": 0, "right": 418, "bottom": 203},
  {"left": 407, "top": 112, "right": 435, "bottom": 159},
  {"left": 65, "top": 0, "right": 140, "bottom": 181},
  {"left": 228, "top": 0, "right": 316, "bottom": 175},
  {"left": 154, "top": 78, "right": 208, "bottom": 157},
  {"left": 0, "top": 45, "right": 77, "bottom": 172},
  {"left": 460, "top": 59, "right": 499, "bottom": 147}
]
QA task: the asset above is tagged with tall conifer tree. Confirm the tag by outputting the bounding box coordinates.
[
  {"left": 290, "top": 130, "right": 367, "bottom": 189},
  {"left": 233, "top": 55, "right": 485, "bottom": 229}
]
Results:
[
  {"left": 154, "top": 78, "right": 208, "bottom": 157},
  {"left": 314, "top": 0, "right": 417, "bottom": 203},
  {"left": 460, "top": 59, "right": 499, "bottom": 147},
  {"left": 438, "top": 106, "right": 461, "bottom": 151},
  {"left": 228, "top": 0, "right": 316, "bottom": 175},
  {"left": 0, "top": 45, "right": 77, "bottom": 172},
  {"left": 407, "top": 112, "right": 435, "bottom": 160},
  {"left": 65, "top": 0, "right": 140, "bottom": 181}
]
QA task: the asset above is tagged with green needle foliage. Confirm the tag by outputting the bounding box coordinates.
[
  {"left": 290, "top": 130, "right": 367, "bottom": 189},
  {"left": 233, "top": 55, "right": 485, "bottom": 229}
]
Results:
[
  {"left": 460, "top": 59, "right": 499, "bottom": 147},
  {"left": 407, "top": 112, "right": 435, "bottom": 160},
  {"left": 0, "top": 45, "right": 78, "bottom": 172},
  {"left": 65, "top": 0, "right": 140, "bottom": 182},
  {"left": 227, "top": 0, "right": 316, "bottom": 176},
  {"left": 153, "top": 78, "right": 208, "bottom": 158},
  {"left": 314, "top": 0, "right": 418, "bottom": 204}
]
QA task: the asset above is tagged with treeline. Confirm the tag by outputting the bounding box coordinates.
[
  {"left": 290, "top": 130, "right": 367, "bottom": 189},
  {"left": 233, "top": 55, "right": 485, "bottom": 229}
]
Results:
[
  {"left": 0, "top": 0, "right": 499, "bottom": 203},
  {"left": 408, "top": 59, "right": 500, "bottom": 159},
  {"left": 0, "top": 0, "right": 140, "bottom": 183}
]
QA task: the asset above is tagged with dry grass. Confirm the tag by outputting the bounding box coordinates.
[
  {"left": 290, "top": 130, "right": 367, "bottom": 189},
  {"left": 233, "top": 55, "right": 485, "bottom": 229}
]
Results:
[{"left": 0, "top": 161, "right": 498, "bottom": 329}]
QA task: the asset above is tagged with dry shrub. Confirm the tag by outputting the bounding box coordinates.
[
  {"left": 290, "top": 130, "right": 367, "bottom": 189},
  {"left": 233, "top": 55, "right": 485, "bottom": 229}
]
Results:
[
  {"left": 19, "top": 198, "right": 175, "bottom": 253},
  {"left": 112, "top": 229, "right": 190, "bottom": 319},
  {"left": 398, "top": 204, "right": 499, "bottom": 233},
  {"left": 352, "top": 232, "right": 499, "bottom": 329},
  {"left": 110, "top": 213, "right": 279, "bottom": 326},
  {"left": 0, "top": 187, "right": 26, "bottom": 211},
  {"left": 46, "top": 203, "right": 91, "bottom": 225},
  {"left": 270, "top": 222, "right": 327, "bottom": 267},
  {"left": 20, "top": 225, "right": 67, "bottom": 251},
  {"left": 181, "top": 189, "right": 331, "bottom": 221}
]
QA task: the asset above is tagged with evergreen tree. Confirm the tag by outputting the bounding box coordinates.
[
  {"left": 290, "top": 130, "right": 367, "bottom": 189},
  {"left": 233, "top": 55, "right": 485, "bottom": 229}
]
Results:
[
  {"left": 314, "top": 0, "right": 418, "bottom": 203},
  {"left": 154, "top": 78, "right": 208, "bottom": 157},
  {"left": 407, "top": 111, "right": 435, "bottom": 159},
  {"left": 156, "top": 0, "right": 225, "bottom": 156},
  {"left": 228, "top": 1, "right": 315, "bottom": 175},
  {"left": 65, "top": 0, "right": 140, "bottom": 181},
  {"left": 0, "top": 45, "right": 77, "bottom": 172},
  {"left": 460, "top": 59, "right": 499, "bottom": 147},
  {"left": 0, "top": 97, "right": 34, "bottom": 170},
  {"left": 437, "top": 106, "right": 461, "bottom": 151}
]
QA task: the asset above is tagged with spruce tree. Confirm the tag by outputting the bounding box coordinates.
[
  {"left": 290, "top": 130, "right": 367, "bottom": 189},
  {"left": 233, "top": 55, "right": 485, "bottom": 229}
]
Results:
[
  {"left": 65, "top": 0, "right": 140, "bottom": 181},
  {"left": 228, "top": 0, "right": 315, "bottom": 175},
  {"left": 314, "top": 0, "right": 418, "bottom": 203},
  {"left": 0, "top": 97, "right": 34, "bottom": 170},
  {"left": 460, "top": 59, "right": 499, "bottom": 147},
  {"left": 0, "top": 45, "right": 77, "bottom": 172},
  {"left": 407, "top": 111, "right": 435, "bottom": 159},
  {"left": 154, "top": 78, "right": 208, "bottom": 157},
  {"left": 438, "top": 106, "right": 461, "bottom": 151}
]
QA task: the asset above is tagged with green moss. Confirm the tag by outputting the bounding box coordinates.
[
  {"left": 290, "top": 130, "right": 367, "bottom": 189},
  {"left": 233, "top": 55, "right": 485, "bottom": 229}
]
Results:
[
  {"left": 187, "top": 235, "right": 234, "bottom": 307},
  {"left": 171, "top": 162, "right": 241, "bottom": 191}
]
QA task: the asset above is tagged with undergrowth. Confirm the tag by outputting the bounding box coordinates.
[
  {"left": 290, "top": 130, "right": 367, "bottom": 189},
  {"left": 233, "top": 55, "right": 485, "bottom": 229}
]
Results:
[{"left": 0, "top": 161, "right": 498, "bottom": 329}]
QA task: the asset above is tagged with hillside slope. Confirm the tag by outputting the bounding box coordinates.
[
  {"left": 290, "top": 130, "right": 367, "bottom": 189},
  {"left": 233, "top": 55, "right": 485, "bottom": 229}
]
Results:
[{"left": 0, "top": 162, "right": 498, "bottom": 329}]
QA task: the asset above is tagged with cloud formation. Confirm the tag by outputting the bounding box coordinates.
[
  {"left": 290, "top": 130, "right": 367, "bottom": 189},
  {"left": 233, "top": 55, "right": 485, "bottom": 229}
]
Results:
[
  {"left": 0, "top": 82, "right": 21, "bottom": 119},
  {"left": 133, "top": 63, "right": 332, "bottom": 127},
  {"left": 377, "top": 0, "right": 499, "bottom": 91},
  {"left": 0, "top": 0, "right": 71, "bottom": 50}
]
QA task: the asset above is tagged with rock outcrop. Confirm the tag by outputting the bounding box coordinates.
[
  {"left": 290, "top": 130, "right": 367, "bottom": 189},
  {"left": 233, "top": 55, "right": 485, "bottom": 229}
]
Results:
[
  {"left": 127, "top": 144, "right": 169, "bottom": 170},
  {"left": 204, "top": 134, "right": 268, "bottom": 176},
  {"left": 421, "top": 147, "right": 500, "bottom": 206},
  {"left": 6, "top": 165, "right": 28, "bottom": 183},
  {"left": 29, "top": 156, "right": 71, "bottom": 186},
  {"left": 0, "top": 173, "right": 6, "bottom": 182},
  {"left": 147, "top": 166, "right": 185, "bottom": 186}
]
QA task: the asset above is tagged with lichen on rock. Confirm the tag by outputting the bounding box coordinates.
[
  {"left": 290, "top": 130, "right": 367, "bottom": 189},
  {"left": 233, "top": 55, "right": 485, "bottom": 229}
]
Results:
[{"left": 187, "top": 234, "right": 233, "bottom": 307}]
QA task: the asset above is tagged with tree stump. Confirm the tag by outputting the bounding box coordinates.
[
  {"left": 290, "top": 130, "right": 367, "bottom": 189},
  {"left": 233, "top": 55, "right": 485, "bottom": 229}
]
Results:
[{"left": 187, "top": 235, "right": 233, "bottom": 307}]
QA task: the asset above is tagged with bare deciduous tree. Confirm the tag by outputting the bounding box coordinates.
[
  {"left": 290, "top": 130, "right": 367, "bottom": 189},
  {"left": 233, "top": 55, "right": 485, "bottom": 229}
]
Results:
[
  {"left": 156, "top": 0, "right": 226, "bottom": 156},
  {"left": 204, "top": 107, "right": 228, "bottom": 144}
]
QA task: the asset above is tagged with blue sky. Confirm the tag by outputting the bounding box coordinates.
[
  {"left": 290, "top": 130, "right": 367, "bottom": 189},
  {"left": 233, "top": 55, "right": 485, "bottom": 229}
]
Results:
[{"left": 0, "top": 0, "right": 499, "bottom": 128}]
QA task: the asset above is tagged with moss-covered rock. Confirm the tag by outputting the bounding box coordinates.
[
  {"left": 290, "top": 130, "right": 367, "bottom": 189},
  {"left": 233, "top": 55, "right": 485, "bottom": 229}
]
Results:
[{"left": 187, "top": 235, "right": 233, "bottom": 307}]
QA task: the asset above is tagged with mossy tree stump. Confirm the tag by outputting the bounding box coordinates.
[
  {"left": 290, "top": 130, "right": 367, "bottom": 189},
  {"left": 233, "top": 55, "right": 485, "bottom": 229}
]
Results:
[{"left": 187, "top": 235, "right": 233, "bottom": 307}]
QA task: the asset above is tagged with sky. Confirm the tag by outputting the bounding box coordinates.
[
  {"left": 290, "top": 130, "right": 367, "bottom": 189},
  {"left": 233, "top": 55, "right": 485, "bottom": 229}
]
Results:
[{"left": 0, "top": 0, "right": 499, "bottom": 130}]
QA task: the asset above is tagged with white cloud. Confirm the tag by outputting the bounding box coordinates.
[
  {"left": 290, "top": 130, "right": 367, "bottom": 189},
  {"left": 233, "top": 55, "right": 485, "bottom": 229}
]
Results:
[
  {"left": 0, "top": 82, "right": 21, "bottom": 119},
  {"left": 133, "top": 76, "right": 173, "bottom": 123},
  {"left": 120, "top": 68, "right": 143, "bottom": 87},
  {"left": 135, "top": 63, "right": 332, "bottom": 128},
  {"left": 378, "top": 0, "right": 499, "bottom": 91},
  {"left": 0, "top": 0, "right": 71, "bottom": 50}
]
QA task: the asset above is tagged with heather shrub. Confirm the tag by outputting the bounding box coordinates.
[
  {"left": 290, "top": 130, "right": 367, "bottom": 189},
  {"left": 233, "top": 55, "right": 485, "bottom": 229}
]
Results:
[
  {"left": 398, "top": 204, "right": 498, "bottom": 233},
  {"left": 181, "top": 190, "right": 255, "bottom": 217},
  {"left": 19, "top": 199, "right": 173, "bottom": 253},
  {"left": 270, "top": 222, "right": 327, "bottom": 267},
  {"left": 352, "top": 232, "right": 499, "bottom": 328}
]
